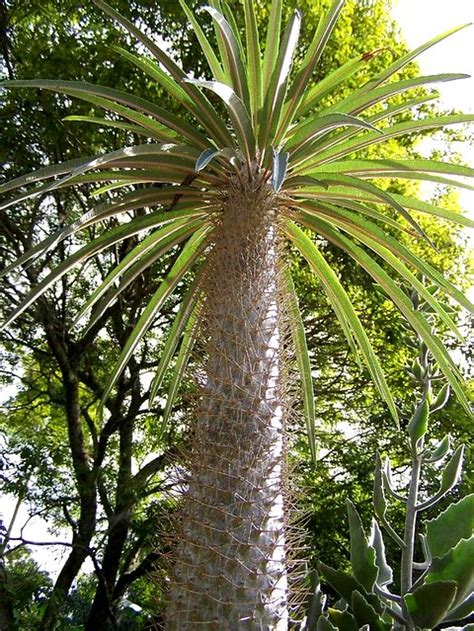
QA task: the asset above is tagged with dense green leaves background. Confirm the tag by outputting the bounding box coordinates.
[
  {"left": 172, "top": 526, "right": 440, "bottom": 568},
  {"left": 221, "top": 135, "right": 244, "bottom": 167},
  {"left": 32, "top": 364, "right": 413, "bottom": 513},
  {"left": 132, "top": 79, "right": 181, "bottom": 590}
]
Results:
[{"left": 0, "top": 0, "right": 471, "bottom": 627}]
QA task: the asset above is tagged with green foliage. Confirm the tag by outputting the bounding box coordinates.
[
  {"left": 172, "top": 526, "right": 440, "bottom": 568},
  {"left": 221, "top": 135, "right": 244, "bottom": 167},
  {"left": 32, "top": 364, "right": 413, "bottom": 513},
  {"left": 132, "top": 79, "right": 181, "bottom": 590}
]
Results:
[
  {"left": 0, "top": 0, "right": 472, "bottom": 626},
  {"left": 314, "top": 287, "right": 473, "bottom": 630}
]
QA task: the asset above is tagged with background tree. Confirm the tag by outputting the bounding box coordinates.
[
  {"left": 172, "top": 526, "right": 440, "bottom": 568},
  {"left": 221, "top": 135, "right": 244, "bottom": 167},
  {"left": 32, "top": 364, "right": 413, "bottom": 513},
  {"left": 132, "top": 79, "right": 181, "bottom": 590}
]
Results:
[{"left": 0, "top": 0, "right": 472, "bottom": 628}]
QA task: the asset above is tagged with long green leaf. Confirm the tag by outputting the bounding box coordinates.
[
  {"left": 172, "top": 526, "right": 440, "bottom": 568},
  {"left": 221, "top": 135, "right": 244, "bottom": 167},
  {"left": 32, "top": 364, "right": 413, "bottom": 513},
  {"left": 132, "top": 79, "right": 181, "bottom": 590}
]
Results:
[
  {"left": 293, "top": 213, "right": 470, "bottom": 413},
  {"left": 262, "top": 0, "right": 282, "bottom": 94},
  {"left": 179, "top": 1, "right": 225, "bottom": 82},
  {"left": 326, "top": 73, "right": 469, "bottom": 118},
  {"left": 296, "top": 51, "right": 383, "bottom": 118},
  {"left": 203, "top": 6, "right": 250, "bottom": 110},
  {"left": 277, "top": 0, "right": 345, "bottom": 137},
  {"left": 284, "top": 220, "right": 398, "bottom": 423},
  {"left": 73, "top": 219, "right": 204, "bottom": 328},
  {"left": 258, "top": 9, "right": 301, "bottom": 151},
  {"left": 100, "top": 226, "right": 211, "bottom": 405},
  {"left": 186, "top": 79, "right": 254, "bottom": 162},
  {"left": 293, "top": 173, "right": 428, "bottom": 240},
  {"left": 0, "top": 80, "right": 208, "bottom": 145},
  {"left": 282, "top": 268, "right": 317, "bottom": 464},
  {"left": 243, "top": 0, "right": 262, "bottom": 128},
  {"left": 64, "top": 115, "right": 152, "bottom": 138},
  {"left": 149, "top": 276, "right": 203, "bottom": 405},
  {"left": 297, "top": 114, "right": 474, "bottom": 170},
  {"left": 159, "top": 301, "right": 200, "bottom": 432},
  {"left": 93, "top": 0, "right": 232, "bottom": 147},
  {"left": 0, "top": 208, "right": 208, "bottom": 331},
  {"left": 1, "top": 187, "right": 205, "bottom": 278},
  {"left": 286, "top": 113, "right": 381, "bottom": 160},
  {"left": 296, "top": 201, "right": 473, "bottom": 313}
]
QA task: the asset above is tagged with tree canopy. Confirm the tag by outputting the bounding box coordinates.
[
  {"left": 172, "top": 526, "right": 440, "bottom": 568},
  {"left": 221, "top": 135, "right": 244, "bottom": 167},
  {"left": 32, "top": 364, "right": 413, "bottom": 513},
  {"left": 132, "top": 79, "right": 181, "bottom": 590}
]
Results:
[{"left": 0, "top": 0, "right": 472, "bottom": 628}]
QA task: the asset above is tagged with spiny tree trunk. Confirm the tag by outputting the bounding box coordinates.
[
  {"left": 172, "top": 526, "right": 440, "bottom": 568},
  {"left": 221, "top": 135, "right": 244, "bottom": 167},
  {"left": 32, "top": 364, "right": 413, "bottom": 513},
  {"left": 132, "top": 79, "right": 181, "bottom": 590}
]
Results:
[{"left": 167, "top": 172, "right": 289, "bottom": 629}]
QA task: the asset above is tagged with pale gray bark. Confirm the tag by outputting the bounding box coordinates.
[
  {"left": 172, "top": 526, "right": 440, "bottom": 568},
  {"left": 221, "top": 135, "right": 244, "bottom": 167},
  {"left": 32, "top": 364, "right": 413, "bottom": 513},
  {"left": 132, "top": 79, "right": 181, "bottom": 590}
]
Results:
[{"left": 167, "top": 176, "right": 288, "bottom": 629}]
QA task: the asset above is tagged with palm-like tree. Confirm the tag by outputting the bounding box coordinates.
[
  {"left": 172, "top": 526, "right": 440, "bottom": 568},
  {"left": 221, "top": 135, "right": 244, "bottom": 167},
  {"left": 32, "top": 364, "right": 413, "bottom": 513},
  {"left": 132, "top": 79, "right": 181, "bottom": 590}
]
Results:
[{"left": 1, "top": 0, "right": 473, "bottom": 627}]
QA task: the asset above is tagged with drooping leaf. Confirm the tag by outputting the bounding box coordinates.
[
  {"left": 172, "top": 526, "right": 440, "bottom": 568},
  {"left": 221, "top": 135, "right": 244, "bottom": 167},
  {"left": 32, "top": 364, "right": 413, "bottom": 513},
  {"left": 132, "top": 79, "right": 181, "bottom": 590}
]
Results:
[
  {"left": 100, "top": 227, "right": 211, "bottom": 406},
  {"left": 283, "top": 269, "right": 316, "bottom": 464},
  {"left": 318, "top": 563, "right": 382, "bottom": 613},
  {"left": 285, "top": 220, "right": 398, "bottom": 423}
]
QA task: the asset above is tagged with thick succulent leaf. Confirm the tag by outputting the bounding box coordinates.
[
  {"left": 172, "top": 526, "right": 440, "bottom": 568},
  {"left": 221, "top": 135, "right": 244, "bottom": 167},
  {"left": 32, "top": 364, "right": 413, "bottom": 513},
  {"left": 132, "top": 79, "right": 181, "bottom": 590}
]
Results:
[
  {"left": 426, "top": 494, "right": 474, "bottom": 560},
  {"left": 203, "top": 6, "right": 250, "bottom": 110},
  {"left": 425, "top": 536, "right": 474, "bottom": 610},
  {"left": 424, "top": 435, "right": 451, "bottom": 463},
  {"left": 283, "top": 269, "right": 316, "bottom": 464},
  {"left": 373, "top": 454, "right": 406, "bottom": 548},
  {"left": 408, "top": 398, "right": 430, "bottom": 451},
  {"left": 100, "top": 227, "right": 211, "bottom": 406},
  {"left": 93, "top": 0, "right": 231, "bottom": 147},
  {"left": 316, "top": 617, "right": 337, "bottom": 631},
  {"left": 443, "top": 592, "right": 474, "bottom": 624},
  {"left": 404, "top": 582, "right": 458, "bottom": 630},
  {"left": 318, "top": 563, "right": 381, "bottom": 612},
  {"left": 369, "top": 519, "right": 393, "bottom": 588},
  {"left": 280, "top": 0, "right": 345, "bottom": 135},
  {"left": 431, "top": 384, "right": 451, "bottom": 413},
  {"left": 418, "top": 445, "right": 466, "bottom": 511},
  {"left": 293, "top": 212, "right": 471, "bottom": 414},
  {"left": 347, "top": 500, "right": 378, "bottom": 592},
  {"left": 159, "top": 302, "right": 199, "bottom": 432},
  {"left": 306, "top": 571, "right": 326, "bottom": 631},
  {"left": 186, "top": 79, "right": 254, "bottom": 162},
  {"left": 149, "top": 275, "right": 203, "bottom": 405},
  {"left": 258, "top": 9, "right": 301, "bottom": 150},
  {"left": 0, "top": 208, "right": 207, "bottom": 331},
  {"left": 242, "top": 0, "right": 262, "bottom": 127},
  {"left": 285, "top": 220, "right": 397, "bottom": 422},
  {"left": 351, "top": 591, "right": 391, "bottom": 631},
  {"left": 327, "top": 609, "right": 358, "bottom": 631}
]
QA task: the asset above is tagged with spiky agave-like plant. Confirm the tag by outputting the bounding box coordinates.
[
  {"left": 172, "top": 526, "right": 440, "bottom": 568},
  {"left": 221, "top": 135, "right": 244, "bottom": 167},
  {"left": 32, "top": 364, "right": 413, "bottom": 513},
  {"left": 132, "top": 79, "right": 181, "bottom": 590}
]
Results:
[{"left": 1, "top": 0, "right": 473, "bottom": 627}]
